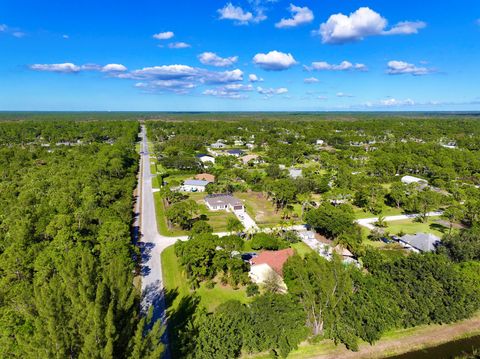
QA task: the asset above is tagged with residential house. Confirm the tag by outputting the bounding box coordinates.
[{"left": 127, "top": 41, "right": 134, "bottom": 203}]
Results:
[
  {"left": 226, "top": 149, "right": 244, "bottom": 157},
  {"left": 249, "top": 248, "right": 295, "bottom": 292},
  {"left": 181, "top": 179, "right": 211, "bottom": 192},
  {"left": 246, "top": 143, "right": 255, "bottom": 149},
  {"left": 401, "top": 175, "right": 428, "bottom": 189},
  {"left": 210, "top": 142, "right": 226, "bottom": 149},
  {"left": 195, "top": 173, "right": 215, "bottom": 182},
  {"left": 289, "top": 168, "right": 303, "bottom": 179},
  {"left": 398, "top": 233, "right": 441, "bottom": 253},
  {"left": 196, "top": 154, "right": 215, "bottom": 164},
  {"left": 234, "top": 140, "right": 245, "bottom": 146},
  {"left": 240, "top": 154, "right": 259, "bottom": 165},
  {"left": 204, "top": 194, "right": 244, "bottom": 212},
  {"left": 316, "top": 139, "right": 324, "bottom": 145}
]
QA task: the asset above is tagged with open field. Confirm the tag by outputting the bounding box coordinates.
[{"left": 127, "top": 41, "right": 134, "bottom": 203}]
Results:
[{"left": 161, "top": 245, "right": 250, "bottom": 313}]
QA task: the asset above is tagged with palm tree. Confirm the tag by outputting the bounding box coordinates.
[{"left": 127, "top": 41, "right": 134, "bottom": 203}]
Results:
[
  {"left": 297, "top": 192, "right": 313, "bottom": 217},
  {"left": 226, "top": 217, "right": 243, "bottom": 234}
]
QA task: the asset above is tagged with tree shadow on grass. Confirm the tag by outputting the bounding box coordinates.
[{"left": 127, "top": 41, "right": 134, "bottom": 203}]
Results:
[
  {"left": 167, "top": 293, "right": 201, "bottom": 359},
  {"left": 430, "top": 223, "right": 447, "bottom": 233}
]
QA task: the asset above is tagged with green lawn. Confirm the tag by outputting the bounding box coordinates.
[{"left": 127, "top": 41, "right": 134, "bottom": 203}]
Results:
[
  {"left": 189, "top": 192, "right": 239, "bottom": 232},
  {"left": 153, "top": 190, "right": 238, "bottom": 235},
  {"left": 151, "top": 175, "right": 160, "bottom": 189},
  {"left": 384, "top": 216, "right": 445, "bottom": 237},
  {"left": 291, "top": 242, "right": 314, "bottom": 258},
  {"left": 153, "top": 192, "right": 188, "bottom": 237},
  {"left": 161, "top": 245, "right": 249, "bottom": 313},
  {"left": 164, "top": 173, "right": 194, "bottom": 186},
  {"left": 235, "top": 191, "right": 298, "bottom": 228}
]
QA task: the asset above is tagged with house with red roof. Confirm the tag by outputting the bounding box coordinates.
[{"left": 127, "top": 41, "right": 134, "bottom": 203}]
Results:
[{"left": 249, "top": 248, "right": 294, "bottom": 292}]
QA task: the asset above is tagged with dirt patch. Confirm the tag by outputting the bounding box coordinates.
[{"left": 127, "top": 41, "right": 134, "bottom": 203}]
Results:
[
  {"left": 310, "top": 315, "right": 480, "bottom": 359},
  {"left": 314, "top": 233, "right": 332, "bottom": 245}
]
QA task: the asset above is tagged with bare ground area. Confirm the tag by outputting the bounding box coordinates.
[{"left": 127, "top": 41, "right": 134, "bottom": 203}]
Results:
[{"left": 312, "top": 314, "right": 480, "bottom": 359}]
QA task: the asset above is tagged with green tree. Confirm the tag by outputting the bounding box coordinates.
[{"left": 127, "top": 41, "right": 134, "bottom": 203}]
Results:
[{"left": 226, "top": 217, "right": 244, "bottom": 234}]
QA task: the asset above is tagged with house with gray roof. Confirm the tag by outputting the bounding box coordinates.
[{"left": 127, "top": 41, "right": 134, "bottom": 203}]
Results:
[
  {"left": 399, "top": 233, "right": 441, "bottom": 253},
  {"left": 181, "top": 179, "right": 211, "bottom": 192},
  {"left": 205, "top": 194, "right": 244, "bottom": 213}
]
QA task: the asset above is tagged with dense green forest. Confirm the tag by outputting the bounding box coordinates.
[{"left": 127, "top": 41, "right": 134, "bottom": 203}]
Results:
[{"left": 0, "top": 120, "right": 163, "bottom": 358}]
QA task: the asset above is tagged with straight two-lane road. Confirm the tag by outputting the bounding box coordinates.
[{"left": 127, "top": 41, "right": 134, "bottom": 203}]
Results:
[{"left": 138, "top": 126, "right": 179, "bottom": 329}]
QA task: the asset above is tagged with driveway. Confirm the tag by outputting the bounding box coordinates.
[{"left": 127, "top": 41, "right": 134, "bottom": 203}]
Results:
[
  {"left": 235, "top": 210, "right": 259, "bottom": 232},
  {"left": 355, "top": 211, "right": 443, "bottom": 230}
]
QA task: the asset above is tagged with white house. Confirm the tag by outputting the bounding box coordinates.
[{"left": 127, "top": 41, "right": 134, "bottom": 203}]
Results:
[
  {"left": 401, "top": 175, "right": 428, "bottom": 189},
  {"left": 226, "top": 149, "right": 244, "bottom": 157},
  {"left": 196, "top": 154, "right": 215, "bottom": 164},
  {"left": 210, "top": 142, "right": 226, "bottom": 149},
  {"left": 246, "top": 143, "right": 255, "bottom": 149},
  {"left": 316, "top": 139, "right": 324, "bottom": 145},
  {"left": 289, "top": 168, "right": 303, "bottom": 179},
  {"left": 204, "top": 194, "right": 244, "bottom": 212},
  {"left": 181, "top": 179, "right": 210, "bottom": 192}
]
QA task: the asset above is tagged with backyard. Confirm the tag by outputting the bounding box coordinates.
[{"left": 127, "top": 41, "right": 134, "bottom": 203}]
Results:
[
  {"left": 383, "top": 216, "right": 446, "bottom": 237},
  {"left": 161, "top": 245, "right": 250, "bottom": 313},
  {"left": 235, "top": 191, "right": 302, "bottom": 228},
  {"left": 154, "top": 191, "right": 239, "bottom": 236}
]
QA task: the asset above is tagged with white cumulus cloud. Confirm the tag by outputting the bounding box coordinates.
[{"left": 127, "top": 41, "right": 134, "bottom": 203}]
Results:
[
  {"left": 198, "top": 52, "right": 238, "bottom": 67},
  {"left": 248, "top": 73, "right": 263, "bottom": 82},
  {"left": 304, "top": 77, "right": 319, "bottom": 84},
  {"left": 336, "top": 92, "right": 353, "bottom": 98},
  {"left": 218, "top": 3, "right": 254, "bottom": 24},
  {"left": 383, "top": 21, "right": 426, "bottom": 35},
  {"left": 153, "top": 31, "right": 174, "bottom": 40},
  {"left": 257, "top": 86, "right": 288, "bottom": 95},
  {"left": 30, "top": 63, "right": 81, "bottom": 73},
  {"left": 101, "top": 64, "right": 127, "bottom": 72},
  {"left": 316, "top": 7, "right": 426, "bottom": 44},
  {"left": 275, "top": 4, "right": 314, "bottom": 28},
  {"left": 387, "top": 60, "right": 434, "bottom": 76},
  {"left": 203, "top": 83, "right": 253, "bottom": 99},
  {"left": 168, "top": 42, "right": 191, "bottom": 49},
  {"left": 306, "top": 60, "right": 367, "bottom": 71},
  {"left": 380, "top": 98, "right": 415, "bottom": 106},
  {"left": 253, "top": 50, "right": 297, "bottom": 71}
]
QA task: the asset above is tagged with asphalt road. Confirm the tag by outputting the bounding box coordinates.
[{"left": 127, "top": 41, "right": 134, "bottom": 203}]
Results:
[{"left": 138, "top": 126, "right": 182, "bottom": 354}]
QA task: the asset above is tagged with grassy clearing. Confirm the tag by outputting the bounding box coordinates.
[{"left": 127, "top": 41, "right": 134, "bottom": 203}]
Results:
[
  {"left": 236, "top": 191, "right": 293, "bottom": 228},
  {"left": 153, "top": 192, "right": 187, "bottom": 237},
  {"left": 384, "top": 216, "right": 445, "bottom": 237},
  {"left": 161, "top": 245, "right": 250, "bottom": 313},
  {"left": 164, "top": 173, "right": 194, "bottom": 186},
  {"left": 291, "top": 242, "right": 315, "bottom": 258}
]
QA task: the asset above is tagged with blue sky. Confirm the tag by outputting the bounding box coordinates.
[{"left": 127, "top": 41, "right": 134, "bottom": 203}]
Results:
[{"left": 1, "top": 0, "right": 479, "bottom": 111}]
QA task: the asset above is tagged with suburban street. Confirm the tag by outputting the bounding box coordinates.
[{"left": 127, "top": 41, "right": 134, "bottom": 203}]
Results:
[{"left": 138, "top": 126, "right": 185, "bottom": 330}]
